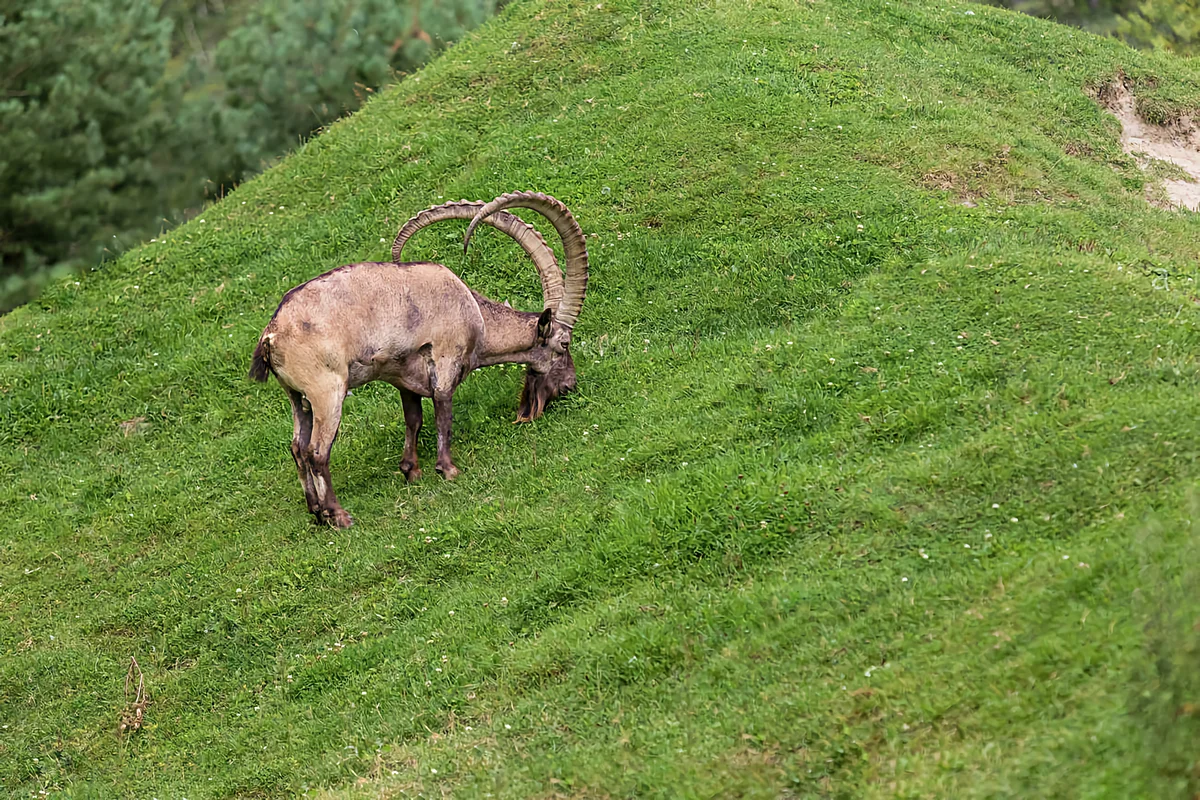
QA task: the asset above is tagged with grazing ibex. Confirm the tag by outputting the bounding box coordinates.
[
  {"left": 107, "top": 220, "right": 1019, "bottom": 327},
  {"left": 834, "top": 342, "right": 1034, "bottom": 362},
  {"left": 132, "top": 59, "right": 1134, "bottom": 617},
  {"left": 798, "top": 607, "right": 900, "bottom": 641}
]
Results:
[{"left": 249, "top": 192, "right": 589, "bottom": 527}]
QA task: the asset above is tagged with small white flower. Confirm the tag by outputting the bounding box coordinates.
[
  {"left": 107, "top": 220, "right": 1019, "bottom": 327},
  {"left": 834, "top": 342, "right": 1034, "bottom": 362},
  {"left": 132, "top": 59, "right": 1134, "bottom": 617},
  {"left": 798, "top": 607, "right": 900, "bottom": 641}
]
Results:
[
  {"left": 505, "top": 724, "right": 512, "bottom": 730},
  {"left": 992, "top": 503, "right": 999, "bottom": 508},
  {"left": 1010, "top": 517, "right": 1018, "bottom": 523},
  {"left": 1063, "top": 555, "right": 1070, "bottom": 560},
  {"left": 901, "top": 576, "right": 909, "bottom": 582}
]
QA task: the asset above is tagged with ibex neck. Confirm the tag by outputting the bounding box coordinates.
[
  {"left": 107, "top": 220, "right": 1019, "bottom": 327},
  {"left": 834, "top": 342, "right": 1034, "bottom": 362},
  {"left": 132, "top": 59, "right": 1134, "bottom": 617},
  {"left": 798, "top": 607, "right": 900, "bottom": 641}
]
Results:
[{"left": 472, "top": 292, "right": 542, "bottom": 367}]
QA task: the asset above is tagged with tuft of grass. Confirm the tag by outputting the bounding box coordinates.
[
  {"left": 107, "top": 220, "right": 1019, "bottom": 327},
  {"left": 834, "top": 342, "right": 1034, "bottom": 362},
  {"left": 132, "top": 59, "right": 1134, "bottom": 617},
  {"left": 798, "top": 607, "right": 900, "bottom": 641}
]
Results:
[{"left": 3, "top": 0, "right": 1200, "bottom": 796}]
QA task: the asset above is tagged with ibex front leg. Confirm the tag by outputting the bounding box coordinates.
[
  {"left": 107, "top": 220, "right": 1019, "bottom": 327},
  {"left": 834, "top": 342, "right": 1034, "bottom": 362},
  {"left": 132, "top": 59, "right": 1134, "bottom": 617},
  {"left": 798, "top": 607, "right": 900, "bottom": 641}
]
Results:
[{"left": 432, "top": 390, "right": 460, "bottom": 480}]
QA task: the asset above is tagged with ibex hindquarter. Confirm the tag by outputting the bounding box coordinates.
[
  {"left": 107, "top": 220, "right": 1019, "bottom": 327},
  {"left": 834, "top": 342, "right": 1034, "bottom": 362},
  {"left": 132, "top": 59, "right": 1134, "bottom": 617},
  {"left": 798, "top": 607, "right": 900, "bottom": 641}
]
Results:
[{"left": 250, "top": 192, "right": 589, "bottom": 528}]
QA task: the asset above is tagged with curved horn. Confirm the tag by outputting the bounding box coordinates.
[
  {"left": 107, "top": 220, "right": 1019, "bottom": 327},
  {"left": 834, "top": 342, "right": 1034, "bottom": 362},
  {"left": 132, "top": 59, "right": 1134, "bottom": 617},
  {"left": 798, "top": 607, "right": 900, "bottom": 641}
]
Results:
[
  {"left": 465, "top": 192, "right": 588, "bottom": 329},
  {"left": 393, "top": 199, "right": 563, "bottom": 311}
]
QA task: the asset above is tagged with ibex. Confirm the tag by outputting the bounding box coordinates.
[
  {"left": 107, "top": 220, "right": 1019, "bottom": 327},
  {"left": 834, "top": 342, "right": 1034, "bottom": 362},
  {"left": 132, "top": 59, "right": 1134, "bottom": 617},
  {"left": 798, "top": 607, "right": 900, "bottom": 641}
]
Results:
[{"left": 249, "top": 192, "right": 589, "bottom": 527}]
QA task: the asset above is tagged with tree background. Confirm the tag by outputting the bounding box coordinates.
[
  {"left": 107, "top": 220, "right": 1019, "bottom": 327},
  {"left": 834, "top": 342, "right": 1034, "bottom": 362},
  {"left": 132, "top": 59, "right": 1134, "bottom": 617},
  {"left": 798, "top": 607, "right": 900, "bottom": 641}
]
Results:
[
  {"left": 0, "top": 0, "right": 499, "bottom": 312},
  {"left": 0, "top": 0, "right": 1191, "bottom": 312}
]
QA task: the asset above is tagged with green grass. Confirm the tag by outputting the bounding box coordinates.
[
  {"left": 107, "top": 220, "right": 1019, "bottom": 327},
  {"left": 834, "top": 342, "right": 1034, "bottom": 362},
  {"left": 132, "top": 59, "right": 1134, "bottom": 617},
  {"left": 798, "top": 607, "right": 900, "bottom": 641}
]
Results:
[{"left": 4, "top": 0, "right": 1200, "bottom": 796}]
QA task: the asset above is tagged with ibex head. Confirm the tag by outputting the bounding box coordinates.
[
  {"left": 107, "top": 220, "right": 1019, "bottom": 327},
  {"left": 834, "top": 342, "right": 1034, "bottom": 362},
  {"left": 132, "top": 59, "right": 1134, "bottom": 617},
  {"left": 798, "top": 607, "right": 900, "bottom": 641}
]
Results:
[
  {"left": 463, "top": 192, "right": 590, "bottom": 422},
  {"left": 518, "top": 334, "right": 578, "bottom": 422}
]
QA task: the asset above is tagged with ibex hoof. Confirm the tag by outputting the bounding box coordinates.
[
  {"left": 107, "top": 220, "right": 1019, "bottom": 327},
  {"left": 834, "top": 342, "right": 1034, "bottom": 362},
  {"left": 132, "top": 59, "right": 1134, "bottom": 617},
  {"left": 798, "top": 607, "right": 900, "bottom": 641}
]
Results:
[
  {"left": 399, "top": 462, "right": 422, "bottom": 483},
  {"left": 513, "top": 415, "right": 532, "bottom": 424},
  {"left": 436, "top": 464, "right": 461, "bottom": 481},
  {"left": 320, "top": 507, "right": 354, "bottom": 528}
]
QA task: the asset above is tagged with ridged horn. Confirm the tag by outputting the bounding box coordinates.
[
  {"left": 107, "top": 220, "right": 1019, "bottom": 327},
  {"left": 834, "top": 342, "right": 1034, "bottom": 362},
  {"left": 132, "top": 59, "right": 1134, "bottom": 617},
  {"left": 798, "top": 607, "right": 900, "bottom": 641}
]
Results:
[
  {"left": 465, "top": 192, "right": 588, "bottom": 329},
  {"left": 393, "top": 199, "right": 562, "bottom": 311}
]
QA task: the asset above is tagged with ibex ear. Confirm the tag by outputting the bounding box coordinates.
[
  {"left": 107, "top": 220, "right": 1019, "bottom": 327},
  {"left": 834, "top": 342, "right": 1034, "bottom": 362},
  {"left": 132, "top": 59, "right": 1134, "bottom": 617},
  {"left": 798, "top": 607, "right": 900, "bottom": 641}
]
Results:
[
  {"left": 536, "top": 308, "right": 553, "bottom": 343},
  {"left": 503, "top": 300, "right": 512, "bottom": 308}
]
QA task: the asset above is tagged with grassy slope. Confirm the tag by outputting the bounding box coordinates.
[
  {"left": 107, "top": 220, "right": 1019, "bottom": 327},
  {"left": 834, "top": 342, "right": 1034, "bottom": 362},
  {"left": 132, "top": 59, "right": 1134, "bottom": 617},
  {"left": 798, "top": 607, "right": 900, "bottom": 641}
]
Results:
[{"left": 3, "top": 0, "right": 1200, "bottom": 796}]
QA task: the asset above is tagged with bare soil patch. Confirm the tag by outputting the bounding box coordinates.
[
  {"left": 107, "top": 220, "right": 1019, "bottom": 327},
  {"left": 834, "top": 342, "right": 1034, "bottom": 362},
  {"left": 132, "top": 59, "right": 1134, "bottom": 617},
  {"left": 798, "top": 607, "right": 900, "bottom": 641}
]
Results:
[{"left": 1096, "top": 81, "right": 1200, "bottom": 211}]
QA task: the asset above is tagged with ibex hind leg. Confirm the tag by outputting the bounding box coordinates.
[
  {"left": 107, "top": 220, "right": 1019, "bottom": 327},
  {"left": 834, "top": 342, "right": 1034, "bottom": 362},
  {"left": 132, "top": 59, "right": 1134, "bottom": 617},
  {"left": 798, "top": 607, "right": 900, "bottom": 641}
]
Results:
[
  {"left": 398, "top": 388, "right": 423, "bottom": 482},
  {"left": 285, "top": 388, "right": 318, "bottom": 514},
  {"left": 306, "top": 377, "right": 353, "bottom": 528}
]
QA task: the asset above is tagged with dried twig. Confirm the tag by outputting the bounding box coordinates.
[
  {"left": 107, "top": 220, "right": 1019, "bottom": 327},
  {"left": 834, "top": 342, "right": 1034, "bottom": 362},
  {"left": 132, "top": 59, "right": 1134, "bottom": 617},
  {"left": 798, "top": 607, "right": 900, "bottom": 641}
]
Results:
[{"left": 118, "top": 656, "right": 149, "bottom": 735}]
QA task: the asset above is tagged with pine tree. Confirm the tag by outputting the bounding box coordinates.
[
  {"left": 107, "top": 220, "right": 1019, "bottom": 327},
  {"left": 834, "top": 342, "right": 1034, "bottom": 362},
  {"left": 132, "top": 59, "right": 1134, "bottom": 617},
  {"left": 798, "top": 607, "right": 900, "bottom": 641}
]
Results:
[
  {"left": 1120, "top": 0, "right": 1200, "bottom": 55},
  {"left": 194, "top": 0, "right": 498, "bottom": 186},
  {"left": 0, "top": 0, "right": 174, "bottom": 308}
]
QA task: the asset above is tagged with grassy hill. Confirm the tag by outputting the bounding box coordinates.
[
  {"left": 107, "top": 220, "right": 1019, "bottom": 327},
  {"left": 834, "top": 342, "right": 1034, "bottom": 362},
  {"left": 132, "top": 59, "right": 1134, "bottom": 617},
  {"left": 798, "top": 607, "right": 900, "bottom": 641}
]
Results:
[{"left": 4, "top": 0, "right": 1200, "bottom": 796}]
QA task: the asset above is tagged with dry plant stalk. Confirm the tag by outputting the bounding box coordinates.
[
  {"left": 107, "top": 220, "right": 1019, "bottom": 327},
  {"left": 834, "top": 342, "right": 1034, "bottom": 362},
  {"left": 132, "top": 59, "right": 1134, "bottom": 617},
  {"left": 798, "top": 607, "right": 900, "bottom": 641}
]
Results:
[{"left": 118, "top": 656, "right": 149, "bottom": 735}]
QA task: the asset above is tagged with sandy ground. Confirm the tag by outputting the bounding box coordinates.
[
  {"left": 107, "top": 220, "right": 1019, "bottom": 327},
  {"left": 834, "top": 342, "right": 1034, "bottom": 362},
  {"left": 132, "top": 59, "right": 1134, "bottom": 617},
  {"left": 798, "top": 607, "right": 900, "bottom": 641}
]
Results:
[{"left": 1102, "top": 82, "right": 1200, "bottom": 212}]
